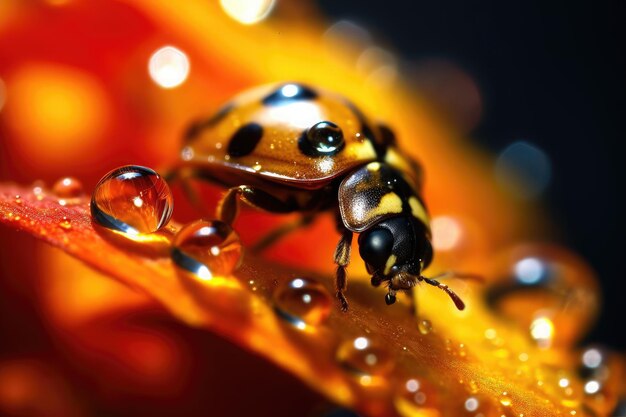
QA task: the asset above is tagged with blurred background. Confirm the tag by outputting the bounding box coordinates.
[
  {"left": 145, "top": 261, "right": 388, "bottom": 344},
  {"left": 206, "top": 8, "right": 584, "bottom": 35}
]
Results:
[
  {"left": 319, "top": 0, "right": 625, "bottom": 349},
  {"left": 0, "top": 1, "right": 624, "bottom": 416}
]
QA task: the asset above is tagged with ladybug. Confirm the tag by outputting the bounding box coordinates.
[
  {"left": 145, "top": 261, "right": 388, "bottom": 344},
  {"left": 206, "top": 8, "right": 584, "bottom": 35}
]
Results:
[{"left": 174, "top": 82, "right": 467, "bottom": 312}]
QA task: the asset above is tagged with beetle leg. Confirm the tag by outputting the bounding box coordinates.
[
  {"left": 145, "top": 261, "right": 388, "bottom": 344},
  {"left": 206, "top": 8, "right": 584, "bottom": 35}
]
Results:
[
  {"left": 217, "top": 185, "right": 298, "bottom": 226},
  {"left": 420, "top": 277, "right": 466, "bottom": 310},
  {"left": 334, "top": 227, "right": 353, "bottom": 312},
  {"left": 250, "top": 213, "right": 315, "bottom": 254}
]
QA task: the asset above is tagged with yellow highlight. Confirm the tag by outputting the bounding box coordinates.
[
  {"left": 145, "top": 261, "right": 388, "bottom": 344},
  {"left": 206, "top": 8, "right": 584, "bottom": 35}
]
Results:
[
  {"left": 384, "top": 254, "right": 397, "bottom": 275},
  {"left": 5, "top": 63, "right": 110, "bottom": 167},
  {"left": 409, "top": 197, "right": 430, "bottom": 226},
  {"left": 371, "top": 192, "right": 403, "bottom": 219}
]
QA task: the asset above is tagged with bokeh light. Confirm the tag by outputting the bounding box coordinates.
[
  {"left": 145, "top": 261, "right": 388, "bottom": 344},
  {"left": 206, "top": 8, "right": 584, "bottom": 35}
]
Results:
[
  {"left": 220, "top": 0, "right": 276, "bottom": 25},
  {"left": 148, "top": 46, "right": 190, "bottom": 89},
  {"left": 3, "top": 63, "right": 110, "bottom": 167},
  {"left": 495, "top": 141, "right": 552, "bottom": 200}
]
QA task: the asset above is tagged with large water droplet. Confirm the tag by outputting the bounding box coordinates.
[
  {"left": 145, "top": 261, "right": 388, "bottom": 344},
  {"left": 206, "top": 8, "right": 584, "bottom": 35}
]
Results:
[
  {"left": 171, "top": 219, "right": 242, "bottom": 280},
  {"left": 485, "top": 244, "right": 599, "bottom": 348},
  {"left": 91, "top": 165, "right": 173, "bottom": 235},
  {"left": 273, "top": 277, "right": 331, "bottom": 329},
  {"left": 336, "top": 336, "right": 394, "bottom": 379},
  {"left": 52, "top": 176, "right": 84, "bottom": 198}
]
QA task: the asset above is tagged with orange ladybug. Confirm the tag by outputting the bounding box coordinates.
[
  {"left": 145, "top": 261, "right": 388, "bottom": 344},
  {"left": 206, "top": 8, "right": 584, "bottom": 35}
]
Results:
[{"left": 174, "top": 83, "right": 466, "bottom": 311}]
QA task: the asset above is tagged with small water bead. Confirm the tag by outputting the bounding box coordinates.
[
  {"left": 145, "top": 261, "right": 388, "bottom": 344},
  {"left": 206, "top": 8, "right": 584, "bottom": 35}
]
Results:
[
  {"left": 499, "top": 392, "right": 512, "bottom": 407},
  {"left": 336, "top": 336, "right": 394, "bottom": 377},
  {"left": 91, "top": 165, "right": 173, "bottom": 235},
  {"left": 417, "top": 319, "right": 432, "bottom": 335},
  {"left": 273, "top": 277, "right": 332, "bottom": 329},
  {"left": 52, "top": 177, "right": 84, "bottom": 198},
  {"left": 58, "top": 217, "right": 72, "bottom": 230},
  {"left": 172, "top": 219, "right": 242, "bottom": 280}
]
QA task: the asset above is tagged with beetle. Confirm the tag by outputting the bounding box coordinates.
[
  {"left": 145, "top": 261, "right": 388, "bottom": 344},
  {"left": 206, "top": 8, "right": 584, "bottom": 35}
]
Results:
[{"left": 173, "top": 82, "right": 467, "bottom": 312}]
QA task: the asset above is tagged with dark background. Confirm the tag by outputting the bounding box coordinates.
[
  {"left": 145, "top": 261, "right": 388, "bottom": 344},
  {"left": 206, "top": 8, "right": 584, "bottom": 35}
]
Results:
[{"left": 319, "top": 0, "right": 625, "bottom": 349}]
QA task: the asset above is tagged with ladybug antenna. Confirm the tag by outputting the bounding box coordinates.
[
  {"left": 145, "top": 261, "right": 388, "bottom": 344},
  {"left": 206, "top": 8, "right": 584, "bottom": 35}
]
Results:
[{"left": 419, "top": 276, "right": 466, "bottom": 310}]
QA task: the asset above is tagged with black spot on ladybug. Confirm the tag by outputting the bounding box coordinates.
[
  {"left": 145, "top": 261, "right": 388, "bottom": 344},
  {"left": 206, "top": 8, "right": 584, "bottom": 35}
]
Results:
[
  {"left": 227, "top": 123, "right": 264, "bottom": 157},
  {"left": 184, "top": 104, "right": 234, "bottom": 142},
  {"left": 262, "top": 83, "right": 318, "bottom": 106},
  {"left": 298, "top": 121, "right": 345, "bottom": 157}
]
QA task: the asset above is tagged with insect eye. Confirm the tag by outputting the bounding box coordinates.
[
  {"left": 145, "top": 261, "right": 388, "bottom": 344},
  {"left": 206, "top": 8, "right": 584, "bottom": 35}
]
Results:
[
  {"left": 299, "top": 121, "right": 345, "bottom": 156},
  {"left": 358, "top": 228, "right": 394, "bottom": 272}
]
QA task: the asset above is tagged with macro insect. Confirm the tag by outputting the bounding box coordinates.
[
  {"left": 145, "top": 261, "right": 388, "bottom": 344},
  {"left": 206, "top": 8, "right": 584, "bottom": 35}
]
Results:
[{"left": 173, "top": 82, "right": 467, "bottom": 312}]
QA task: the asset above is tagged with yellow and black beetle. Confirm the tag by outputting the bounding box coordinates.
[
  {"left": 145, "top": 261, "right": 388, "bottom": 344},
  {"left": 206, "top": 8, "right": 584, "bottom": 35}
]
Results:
[{"left": 174, "top": 82, "right": 466, "bottom": 312}]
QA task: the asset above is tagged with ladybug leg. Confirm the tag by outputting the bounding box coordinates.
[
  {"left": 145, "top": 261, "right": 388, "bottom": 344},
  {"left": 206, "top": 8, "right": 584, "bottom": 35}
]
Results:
[
  {"left": 333, "top": 227, "right": 353, "bottom": 312},
  {"left": 250, "top": 213, "right": 315, "bottom": 254},
  {"left": 217, "top": 185, "right": 298, "bottom": 226},
  {"left": 425, "top": 271, "right": 483, "bottom": 282}
]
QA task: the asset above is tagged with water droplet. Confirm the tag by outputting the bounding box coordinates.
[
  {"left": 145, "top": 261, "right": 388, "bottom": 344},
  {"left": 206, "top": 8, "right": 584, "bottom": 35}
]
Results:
[
  {"left": 58, "top": 217, "right": 72, "bottom": 230},
  {"left": 91, "top": 165, "right": 173, "bottom": 235},
  {"left": 418, "top": 319, "right": 432, "bottom": 335},
  {"left": 485, "top": 244, "right": 599, "bottom": 348},
  {"left": 273, "top": 277, "right": 331, "bottom": 329},
  {"left": 336, "top": 336, "right": 394, "bottom": 378},
  {"left": 394, "top": 377, "right": 440, "bottom": 415},
  {"left": 171, "top": 219, "right": 241, "bottom": 280},
  {"left": 499, "top": 392, "right": 512, "bottom": 407},
  {"left": 52, "top": 177, "right": 84, "bottom": 198}
]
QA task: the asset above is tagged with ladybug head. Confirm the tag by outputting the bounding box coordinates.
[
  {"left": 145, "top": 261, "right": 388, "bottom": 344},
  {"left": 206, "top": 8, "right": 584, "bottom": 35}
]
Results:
[{"left": 357, "top": 216, "right": 433, "bottom": 301}]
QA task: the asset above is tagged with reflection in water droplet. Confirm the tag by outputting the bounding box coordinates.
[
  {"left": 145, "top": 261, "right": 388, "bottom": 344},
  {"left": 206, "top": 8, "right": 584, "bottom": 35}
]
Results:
[
  {"left": 582, "top": 348, "right": 603, "bottom": 369},
  {"left": 418, "top": 319, "right": 432, "bottom": 335},
  {"left": 58, "top": 217, "right": 71, "bottom": 230},
  {"left": 91, "top": 165, "right": 173, "bottom": 235},
  {"left": 529, "top": 315, "right": 554, "bottom": 349},
  {"left": 336, "top": 336, "right": 394, "bottom": 378},
  {"left": 584, "top": 380, "right": 600, "bottom": 395},
  {"left": 52, "top": 177, "right": 84, "bottom": 198},
  {"left": 172, "top": 219, "right": 242, "bottom": 280},
  {"left": 273, "top": 277, "right": 332, "bottom": 329},
  {"left": 499, "top": 392, "right": 512, "bottom": 407}
]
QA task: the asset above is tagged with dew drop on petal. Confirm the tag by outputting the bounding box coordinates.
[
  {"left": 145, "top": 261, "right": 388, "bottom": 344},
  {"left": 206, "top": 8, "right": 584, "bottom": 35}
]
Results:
[
  {"left": 58, "top": 217, "right": 72, "bottom": 230},
  {"left": 273, "top": 277, "right": 332, "bottom": 329},
  {"left": 91, "top": 165, "right": 173, "bottom": 235},
  {"left": 171, "top": 219, "right": 242, "bottom": 280},
  {"left": 417, "top": 319, "right": 432, "bottom": 335},
  {"left": 485, "top": 244, "right": 600, "bottom": 348},
  {"left": 52, "top": 176, "right": 84, "bottom": 198},
  {"left": 336, "top": 336, "right": 394, "bottom": 378}
]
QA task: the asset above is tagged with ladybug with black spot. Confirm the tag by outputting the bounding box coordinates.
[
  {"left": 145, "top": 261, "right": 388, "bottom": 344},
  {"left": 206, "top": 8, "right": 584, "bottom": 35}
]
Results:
[{"left": 172, "top": 82, "right": 469, "bottom": 312}]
